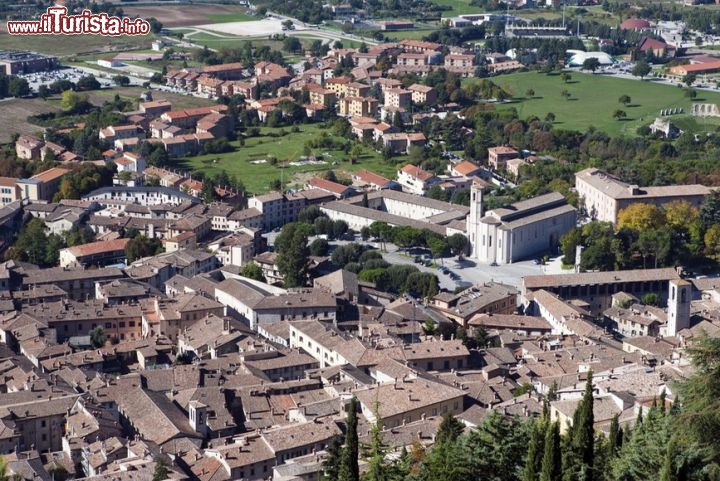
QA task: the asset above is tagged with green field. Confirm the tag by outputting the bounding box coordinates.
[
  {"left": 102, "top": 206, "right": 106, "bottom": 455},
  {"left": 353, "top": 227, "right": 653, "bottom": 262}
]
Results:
[
  {"left": 487, "top": 71, "right": 720, "bottom": 136},
  {"left": 205, "top": 12, "right": 256, "bottom": 23},
  {"left": 430, "top": 0, "right": 481, "bottom": 16},
  {"left": 381, "top": 26, "right": 441, "bottom": 41},
  {"left": 176, "top": 124, "right": 407, "bottom": 194}
]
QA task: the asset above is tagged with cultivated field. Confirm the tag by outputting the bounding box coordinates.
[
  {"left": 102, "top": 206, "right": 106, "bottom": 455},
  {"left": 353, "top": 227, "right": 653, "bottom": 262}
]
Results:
[
  {"left": 0, "top": 86, "right": 214, "bottom": 145},
  {"left": 0, "top": 99, "right": 60, "bottom": 143},
  {"left": 489, "top": 71, "right": 720, "bottom": 136},
  {"left": 176, "top": 124, "right": 406, "bottom": 194},
  {"left": 121, "top": 5, "right": 255, "bottom": 27}
]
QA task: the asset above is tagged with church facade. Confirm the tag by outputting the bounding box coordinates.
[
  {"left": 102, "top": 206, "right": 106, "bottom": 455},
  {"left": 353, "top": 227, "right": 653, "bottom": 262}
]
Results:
[{"left": 466, "top": 183, "right": 577, "bottom": 264}]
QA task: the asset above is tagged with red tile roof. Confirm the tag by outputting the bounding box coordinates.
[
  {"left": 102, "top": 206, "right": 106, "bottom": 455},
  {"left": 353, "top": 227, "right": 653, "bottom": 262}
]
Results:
[
  {"left": 400, "top": 164, "right": 433, "bottom": 181},
  {"left": 65, "top": 238, "right": 129, "bottom": 258},
  {"left": 353, "top": 169, "right": 391, "bottom": 186},
  {"left": 453, "top": 160, "right": 480, "bottom": 176},
  {"left": 308, "top": 177, "right": 351, "bottom": 195}
]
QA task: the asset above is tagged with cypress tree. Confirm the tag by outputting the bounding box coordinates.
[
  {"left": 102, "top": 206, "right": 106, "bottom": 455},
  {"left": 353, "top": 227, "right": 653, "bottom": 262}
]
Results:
[
  {"left": 364, "top": 402, "right": 392, "bottom": 481},
  {"left": 659, "top": 436, "right": 678, "bottom": 481},
  {"left": 523, "top": 419, "right": 546, "bottom": 481},
  {"left": 540, "top": 421, "right": 562, "bottom": 481},
  {"left": 418, "top": 413, "right": 470, "bottom": 481},
  {"left": 608, "top": 414, "right": 621, "bottom": 457},
  {"left": 322, "top": 435, "right": 343, "bottom": 481},
  {"left": 659, "top": 389, "right": 667, "bottom": 414},
  {"left": 565, "top": 372, "right": 595, "bottom": 481},
  {"left": 435, "top": 413, "right": 464, "bottom": 446},
  {"left": 339, "top": 397, "right": 360, "bottom": 481}
]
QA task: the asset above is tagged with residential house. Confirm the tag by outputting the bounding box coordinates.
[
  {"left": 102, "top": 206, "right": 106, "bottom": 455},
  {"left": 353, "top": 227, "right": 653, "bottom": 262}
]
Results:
[
  {"left": 487, "top": 146, "right": 519, "bottom": 171},
  {"left": 444, "top": 54, "right": 475, "bottom": 68},
  {"left": 408, "top": 84, "right": 437, "bottom": 105},
  {"left": 16, "top": 167, "right": 71, "bottom": 203},
  {"left": 397, "top": 164, "right": 438, "bottom": 195},
  {"left": 430, "top": 282, "right": 518, "bottom": 327},
  {"left": 59, "top": 238, "right": 129, "bottom": 268},
  {"left": 338, "top": 96, "right": 378, "bottom": 118},
  {"left": 306, "top": 177, "right": 355, "bottom": 199},
  {"left": 15, "top": 135, "right": 44, "bottom": 160},
  {"left": 384, "top": 89, "right": 412, "bottom": 109}
]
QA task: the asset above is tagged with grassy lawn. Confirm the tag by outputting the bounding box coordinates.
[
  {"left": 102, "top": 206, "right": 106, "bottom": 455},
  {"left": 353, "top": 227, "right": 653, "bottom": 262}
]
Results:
[
  {"left": 205, "top": 12, "right": 257, "bottom": 23},
  {"left": 486, "top": 71, "right": 720, "bottom": 136},
  {"left": 175, "top": 124, "right": 407, "bottom": 194},
  {"left": 82, "top": 86, "right": 216, "bottom": 110},
  {"left": 382, "top": 27, "right": 440, "bottom": 41},
  {"left": 430, "top": 0, "right": 482, "bottom": 16}
]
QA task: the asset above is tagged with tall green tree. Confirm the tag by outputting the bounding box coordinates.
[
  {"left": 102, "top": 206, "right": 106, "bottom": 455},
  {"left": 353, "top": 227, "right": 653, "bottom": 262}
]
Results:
[
  {"left": 240, "top": 262, "right": 265, "bottom": 282},
  {"left": 448, "top": 233, "right": 469, "bottom": 259},
  {"left": 322, "top": 435, "right": 343, "bottom": 481},
  {"left": 418, "top": 412, "right": 466, "bottom": 481},
  {"left": 340, "top": 397, "right": 360, "bottom": 481},
  {"left": 608, "top": 414, "right": 622, "bottom": 458},
  {"left": 10, "top": 218, "right": 63, "bottom": 266},
  {"left": 275, "top": 222, "right": 312, "bottom": 287},
  {"left": 564, "top": 372, "right": 595, "bottom": 481},
  {"left": 681, "top": 335, "right": 720, "bottom": 466},
  {"left": 523, "top": 418, "right": 546, "bottom": 481},
  {"left": 458, "top": 410, "right": 530, "bottom": 481},
  {"left": 363, "top": 407, "right": 390, "bottom": 481},
  {"left": 659, "top": 436, "right": 678, "bottom": 481},
  {"left": 540, "top": 421, "right": 562, "bottom": 481}
]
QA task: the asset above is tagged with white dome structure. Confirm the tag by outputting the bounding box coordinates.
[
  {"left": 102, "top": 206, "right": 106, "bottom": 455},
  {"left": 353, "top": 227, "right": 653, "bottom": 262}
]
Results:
[{"left": 566, "top": 51, "right": 615, "bottom": 67}]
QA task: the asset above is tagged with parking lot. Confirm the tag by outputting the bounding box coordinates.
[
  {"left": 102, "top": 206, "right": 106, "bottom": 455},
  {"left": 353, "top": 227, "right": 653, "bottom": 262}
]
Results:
[
  {"left": 264, "top": 232, "right": 545, "bottom": 292},
  {"left": 19, "top": 66, "right": 100, "bottom": 92}
]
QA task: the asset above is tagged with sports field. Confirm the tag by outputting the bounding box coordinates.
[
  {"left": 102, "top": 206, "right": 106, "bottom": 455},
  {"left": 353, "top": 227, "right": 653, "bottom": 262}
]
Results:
[
  {"left": 176, "top": 124, "right": 406, "bottom": 194},
  {"left": 489, "top": 71, "right": 720, "bottom": 136}
]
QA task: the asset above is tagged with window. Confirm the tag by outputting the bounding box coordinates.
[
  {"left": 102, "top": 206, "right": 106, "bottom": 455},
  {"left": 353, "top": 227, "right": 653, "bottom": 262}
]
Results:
[
  {"left": 41, "top": 420, "right": 46, "bottom": 427},
  {"left": 105, "top": 322, "right": 111, "bottom": 329},
  {"left": 119, "top": 322, "right": 125, "bottom": 328}
]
